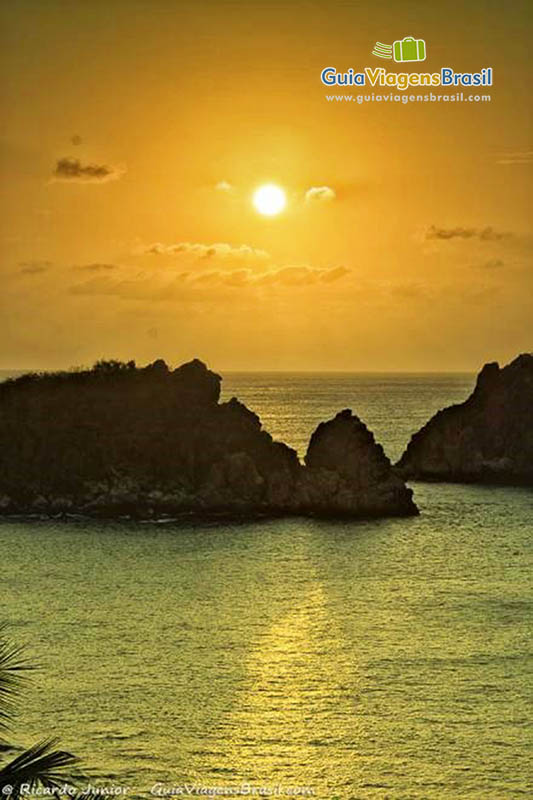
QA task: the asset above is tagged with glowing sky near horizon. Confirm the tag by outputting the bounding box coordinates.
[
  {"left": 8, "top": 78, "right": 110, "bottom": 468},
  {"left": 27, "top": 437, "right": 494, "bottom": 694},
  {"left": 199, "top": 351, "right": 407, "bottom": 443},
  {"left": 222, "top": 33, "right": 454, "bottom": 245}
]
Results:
[{"left": 0, "top": 0, "right": 531, "bottom": 371}]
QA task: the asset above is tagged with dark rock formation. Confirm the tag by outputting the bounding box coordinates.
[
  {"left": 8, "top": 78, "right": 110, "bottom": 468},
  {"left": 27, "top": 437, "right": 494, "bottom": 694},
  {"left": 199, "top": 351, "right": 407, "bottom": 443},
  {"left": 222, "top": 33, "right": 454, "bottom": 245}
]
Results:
[
  {"left": 397, "top": 354, "right": 533, "bottom": 486},
  {"left": 0, "top": 359, "right": 417, "bottom": 519},
  {"left": 302, "top": 410, "right": 417, "bottom": 516}
]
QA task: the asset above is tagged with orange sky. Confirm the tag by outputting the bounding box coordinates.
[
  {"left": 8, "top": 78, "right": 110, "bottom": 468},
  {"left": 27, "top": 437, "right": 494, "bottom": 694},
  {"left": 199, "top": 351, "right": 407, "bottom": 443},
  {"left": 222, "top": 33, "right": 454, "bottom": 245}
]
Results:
[{"left": 1, "top": 0, "right": 531, "bottom": 371}]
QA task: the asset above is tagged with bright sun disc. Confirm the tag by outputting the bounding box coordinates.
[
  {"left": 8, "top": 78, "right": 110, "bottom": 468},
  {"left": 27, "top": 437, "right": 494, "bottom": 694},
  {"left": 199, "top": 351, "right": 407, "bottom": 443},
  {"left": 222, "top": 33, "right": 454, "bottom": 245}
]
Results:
[{"left": 253, "top": 184, "right": 286, "bottom": 216}]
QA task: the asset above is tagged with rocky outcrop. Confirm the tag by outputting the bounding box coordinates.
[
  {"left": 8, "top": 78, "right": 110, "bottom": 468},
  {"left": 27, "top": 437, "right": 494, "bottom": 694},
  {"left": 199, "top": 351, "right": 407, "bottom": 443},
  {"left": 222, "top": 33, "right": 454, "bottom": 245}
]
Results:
[
  {"left": 302, "top": 410, "right": 417, "bottom": 516},
  {"left": 0, "top": 358, "right": 417, "bottom": 519},
  {"left": 396, "top": 354, "right": 533, "bottom": 485}
]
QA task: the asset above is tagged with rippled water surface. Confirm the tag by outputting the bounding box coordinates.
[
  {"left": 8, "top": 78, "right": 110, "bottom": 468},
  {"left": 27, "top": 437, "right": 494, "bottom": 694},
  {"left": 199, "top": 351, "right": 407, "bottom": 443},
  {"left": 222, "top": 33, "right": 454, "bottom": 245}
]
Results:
[{"left": 1, "top": 373, "right": 531, "bottom": 799}]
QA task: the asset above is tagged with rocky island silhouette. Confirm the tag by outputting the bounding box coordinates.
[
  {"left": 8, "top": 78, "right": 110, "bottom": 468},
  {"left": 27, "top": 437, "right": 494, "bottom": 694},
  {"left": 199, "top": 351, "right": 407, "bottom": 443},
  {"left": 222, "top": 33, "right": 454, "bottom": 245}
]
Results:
[
  {"left": 0, "top": 358, "right": 417, "bottom": 519},
  {"left": 397, "top": 354, "right": 533, "bottom": 486}
]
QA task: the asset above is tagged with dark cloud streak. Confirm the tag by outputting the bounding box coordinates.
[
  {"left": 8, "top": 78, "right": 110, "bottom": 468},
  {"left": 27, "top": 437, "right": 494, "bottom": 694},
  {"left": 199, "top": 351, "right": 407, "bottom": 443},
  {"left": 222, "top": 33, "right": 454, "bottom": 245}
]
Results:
[
  {"left": 426, "top": 225, "right": 511, "bottom": 241},
  {"left": 72, "top": 263, "right": 116, "bottom": 272},
  {"left": 18, "top": 260, "right": 52, "bottom": 275},
  {"left": 52, "top": 157, "right": 124, "bottom": 183}
]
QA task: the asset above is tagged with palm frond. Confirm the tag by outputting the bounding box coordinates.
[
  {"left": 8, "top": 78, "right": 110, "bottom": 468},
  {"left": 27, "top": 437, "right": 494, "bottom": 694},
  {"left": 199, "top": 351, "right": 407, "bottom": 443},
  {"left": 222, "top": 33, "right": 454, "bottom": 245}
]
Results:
[
  {"left": 0, "top": 738, "right": 80, "bottom": 798},
  {"left": 0, "top": 628, "right": 34, "bottom": 730}
]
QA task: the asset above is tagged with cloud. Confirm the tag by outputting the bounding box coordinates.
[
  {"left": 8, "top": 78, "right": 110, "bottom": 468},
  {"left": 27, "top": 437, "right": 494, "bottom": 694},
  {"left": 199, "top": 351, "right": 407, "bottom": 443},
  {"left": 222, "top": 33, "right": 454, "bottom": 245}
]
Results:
[
  {"left": 185, "top": 265, "right": 350, "bottom": 288},
  {"left": 18, "top": 260, "right": 52, "bottom": 275},
  {"left": 255, "top": 265, "right": 349, "bottom": 286},
  {"left": 271, "top": 264, "right": 351, "bottom": 285},
  {"left": 69, "top": 275, "right": 139, "bottom": 298},
  {"left": 389, "top": 283, "right": 427, "bottom": 299},
  {"left": 145, "top": 241, "right": 270, "bottom": 261},
  {"left": 52, "top": 157, "right": 125, "bottom": 183},
  {"left": 215, "top": 180, "right": 234, "bottom": 192},
  {"left": 496, "top": 151, "right": 533, "bottom": 166},
  {"left": 183, "top": 265, "right": 350, "bottom": 288},
  {"left": 72, "top": 263, "right": 116, "bottom": 272},
  {"left": 69, "top": 263, "right": 350, "bottom": 299},
  {"left": 479, "top": 258, "right": 505, "bottom": 269},
  {"left": 426, "top": 225, "right": 511, "bottom": 241},
  {"left": 320, "top": 265, "right": 351, "bottom": 283},
  {"left": 305, "top": 186, "right": 336, "bottom": 203}
]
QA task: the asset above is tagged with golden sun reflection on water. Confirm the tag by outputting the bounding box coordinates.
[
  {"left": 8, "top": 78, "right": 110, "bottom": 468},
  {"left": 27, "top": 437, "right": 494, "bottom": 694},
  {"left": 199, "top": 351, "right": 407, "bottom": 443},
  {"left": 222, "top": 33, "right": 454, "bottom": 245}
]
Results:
[{"left": 203, "top": 580, "right": 360, "bottom": 793}]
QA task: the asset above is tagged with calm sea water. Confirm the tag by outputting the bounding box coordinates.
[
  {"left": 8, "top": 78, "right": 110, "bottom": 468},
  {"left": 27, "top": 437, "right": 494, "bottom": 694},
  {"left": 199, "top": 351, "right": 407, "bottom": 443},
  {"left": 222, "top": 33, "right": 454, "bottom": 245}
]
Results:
[{"left": 1, "top": 373, "right": 532, "bottom": 800}]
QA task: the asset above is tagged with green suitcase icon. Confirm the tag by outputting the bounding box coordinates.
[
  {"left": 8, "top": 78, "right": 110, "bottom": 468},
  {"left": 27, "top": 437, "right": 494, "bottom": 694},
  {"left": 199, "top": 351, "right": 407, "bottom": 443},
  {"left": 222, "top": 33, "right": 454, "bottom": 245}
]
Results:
[{"left": 393, "top": 36, "right": 426, "bottom": 62}]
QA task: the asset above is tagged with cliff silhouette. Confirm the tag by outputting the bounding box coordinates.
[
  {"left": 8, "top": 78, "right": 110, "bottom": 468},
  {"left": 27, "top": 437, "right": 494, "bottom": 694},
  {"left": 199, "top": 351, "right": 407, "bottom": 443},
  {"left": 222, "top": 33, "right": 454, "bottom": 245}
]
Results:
[
  {"left": 0, "top": 358, "right": 417, "bottom": 519},
  {"left": 397, "top": 354, "right": 533, "bottom": 485}
]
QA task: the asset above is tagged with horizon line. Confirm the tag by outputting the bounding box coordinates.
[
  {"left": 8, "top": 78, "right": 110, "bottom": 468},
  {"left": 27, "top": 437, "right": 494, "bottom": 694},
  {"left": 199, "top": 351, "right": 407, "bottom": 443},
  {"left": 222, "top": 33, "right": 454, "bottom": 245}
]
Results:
[{"left": 0, "top": 366, "right": 476, "bottom": 375}]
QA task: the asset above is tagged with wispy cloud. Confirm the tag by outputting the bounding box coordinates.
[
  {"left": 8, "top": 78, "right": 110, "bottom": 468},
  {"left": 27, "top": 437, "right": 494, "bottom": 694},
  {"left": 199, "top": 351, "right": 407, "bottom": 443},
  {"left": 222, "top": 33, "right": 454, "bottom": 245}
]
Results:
[
  {"left": 426, "top": 225, "right": 511, "bottom": 241},
  {"left": 18, "top": 260, "right": 52, "bottom": 275},
  {"left": 214, "top": 180, "right": 234, "bottom": 192},
  {"left": 496, "top": 150, "right": 533, "bottom": 166},
  {"left": 238, "top": 265, "right": 349, "bottom": 287},
  {"left": 145, "top": 241, "right": 270, "bottom": 261},
  {"left": 69, "top": 263, "right": 350, "bottom": 299},
  {"left": 389, "top": 282, "right": 427, "bottom": 299},
  {"left": 179, "top": 265, "right": 350, "bottom": 289},
  {"left": 72, "top": 263, "right": 116, "bottom": 272},
  {"left": 478, "top": 258, "right": 505, "bottom": 269},
  {"left": 305, "top": 186, "right": 336, "bottom": 203},
  {"left": 52, "top": 157, "right": 125, "bottom": 183},
  {"left": 320, "top": 265, "right": 351, "bottom": 283}
]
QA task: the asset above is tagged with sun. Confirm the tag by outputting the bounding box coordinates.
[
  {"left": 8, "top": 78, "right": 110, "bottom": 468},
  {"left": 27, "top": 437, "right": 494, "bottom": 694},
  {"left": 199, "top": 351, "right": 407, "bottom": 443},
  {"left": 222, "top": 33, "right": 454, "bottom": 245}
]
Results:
[{"left": 253, "top": 183, "right": 287, "bottom": 216}]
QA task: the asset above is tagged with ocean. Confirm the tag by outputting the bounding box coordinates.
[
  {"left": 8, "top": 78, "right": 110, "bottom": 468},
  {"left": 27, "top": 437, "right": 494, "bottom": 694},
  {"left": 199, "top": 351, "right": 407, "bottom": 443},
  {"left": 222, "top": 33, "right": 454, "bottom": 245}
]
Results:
[{"left": 1, "top": 372, "right": 531, "bottom": 799}]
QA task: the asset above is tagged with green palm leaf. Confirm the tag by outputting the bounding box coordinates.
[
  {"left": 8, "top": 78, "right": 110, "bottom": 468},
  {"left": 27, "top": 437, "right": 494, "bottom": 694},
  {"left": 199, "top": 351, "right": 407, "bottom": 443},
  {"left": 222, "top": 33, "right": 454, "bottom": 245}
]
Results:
[
  {"left": 0, "top": 629, "right": 34, "bottom": 731},
  {"left": 0, "top": 739, "right": 79, "bottom": 798},
  {"left": 0, "top": 628, "right": 82, "bottom": 798}
]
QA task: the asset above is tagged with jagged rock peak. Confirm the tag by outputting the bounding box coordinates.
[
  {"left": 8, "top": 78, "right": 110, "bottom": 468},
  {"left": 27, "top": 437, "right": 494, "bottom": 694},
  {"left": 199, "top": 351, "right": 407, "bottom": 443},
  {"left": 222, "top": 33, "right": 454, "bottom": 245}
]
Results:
[
  {"left": 303, "top": 409, "right": 417, "bottom": 517},
  {"left": 172, "top": 358, "right": 221, "bottom": 403},
  {"left": 397, "top": 353, "right": 533, "bottom": 486}
]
